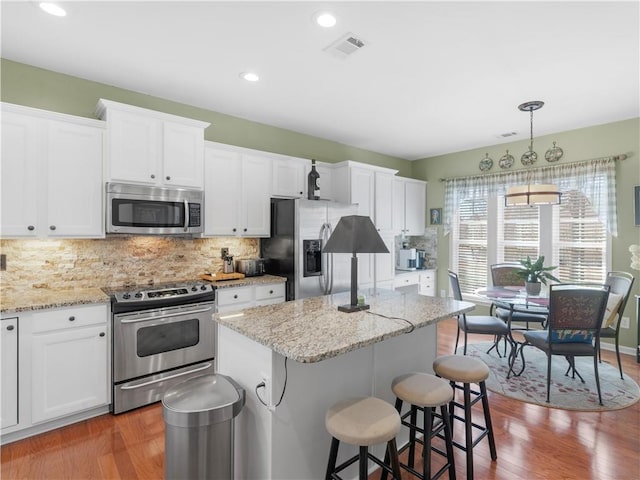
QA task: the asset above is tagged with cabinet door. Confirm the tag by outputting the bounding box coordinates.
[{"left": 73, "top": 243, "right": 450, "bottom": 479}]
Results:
[
  {"left": 46, "top": 120, "right": 104, "bottom": 237},
  {"left": 1, "top": 318, "right": 19, "bottom": 429},
  {"left": 404, "top": 181, "right": 426, "bottom": 235},
  {"left": 163, "top": 121, "right": 204, "bottom": 188},
  {"left": 273, "top": 157, "right": 308, "bottom": 198},
  {"left": 392, "top": 178, "right": 406, "bottom": 234},
  {"left": 31, "top": 324, "right": 108, "bottom": 424},
  {"left": 374, "top": 172, "right": 394, "bottom": 232},
  {"left": 350, "top": 167, "right": 374, "bottom": 217},
  {"left": 107, "top": 110, "right": 159, "bottom": 185},
  {"left": 203, "top": 147, "right": 242, "bottom": 236},
  {"left": 241, "top": 153, "right": 272, "bottom": 237},
  {"left": 374, "top": 232, "right": 395, "bottom": 285},
  {"left": 1, "top": 111, "right": 40, "bottom": 236}
]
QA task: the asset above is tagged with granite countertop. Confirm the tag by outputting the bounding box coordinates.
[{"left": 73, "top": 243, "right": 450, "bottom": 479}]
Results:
[
  {"left": 1, "top": 287, "right": 110, "bottom": 314},
  {"left": 214, "top": 288, "right": 474, "bottom": 363},
  {"left": 210, "top": 274, "right": 286, "bottom": 289}
]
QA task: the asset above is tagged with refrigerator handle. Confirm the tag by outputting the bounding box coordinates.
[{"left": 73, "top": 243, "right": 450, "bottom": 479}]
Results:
[
  {"left": 319, "top": 223, "right": 328, "bottom": 294},
  {"left": 326, "top": 223, "right": 334, "bottom": 294}
]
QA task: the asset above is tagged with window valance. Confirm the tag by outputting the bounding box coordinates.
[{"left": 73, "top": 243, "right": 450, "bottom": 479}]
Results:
[{"left": 443, "top": 156, "right": 619, "bottom": 236}]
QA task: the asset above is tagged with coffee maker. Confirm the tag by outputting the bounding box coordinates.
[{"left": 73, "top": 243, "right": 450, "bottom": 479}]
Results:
[{"left": 397, "top": 248, "right": 417, "bottom": 271}]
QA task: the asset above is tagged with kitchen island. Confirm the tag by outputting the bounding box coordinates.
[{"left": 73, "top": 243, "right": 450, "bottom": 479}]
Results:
[{"left": 214, "top": 288, "right": 474, "bottom": 479}]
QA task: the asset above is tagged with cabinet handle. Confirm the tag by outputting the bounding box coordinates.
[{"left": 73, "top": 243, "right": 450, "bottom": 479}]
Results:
[
  {"left": 166, "top": 176, "right": 171, "bottom": 181},
  {"left": 232, "top": 228, "right": 237, "bottom": 232},
  {"left": 6, "top": 325, "right": 14, "bottom": 331},
  {"left": 299, "top": 191, "right": 303, "bottom": 195},
  {"left": 99, "top": 332, "right": 105, "bottom": 337},
  {"left": 50, "top": 225, "right": 56, "bottom": 231},
  {"left": 151, "top": 174, "right": 156, "bottom": 179},
  {"left": 269, "top": 290, "right": 273, "bottom": 294},
  {"left": 27, "top": 225, "right": 35, "bottom": 231},
  {"left": 233, "top": 294, "right": 238, "bottom": 299},
  {"left": 68, "top": 316, "right": 75, "bottom": 321},
  {"left": 243, "top": 228, "right": 247, "bottom": 232}
]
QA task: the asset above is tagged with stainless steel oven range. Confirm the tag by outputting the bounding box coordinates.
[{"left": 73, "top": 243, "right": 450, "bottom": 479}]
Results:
[{"left": 107, "top": 281, "right": 216, "bottom": 414}]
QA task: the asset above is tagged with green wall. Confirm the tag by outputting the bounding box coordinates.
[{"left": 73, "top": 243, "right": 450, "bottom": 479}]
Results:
[
  {"left": 0, "top": 59, "right": 412, "bottom": 176},
  {"left": 411, "top": 118, "right": 640, "bottom": 351}
]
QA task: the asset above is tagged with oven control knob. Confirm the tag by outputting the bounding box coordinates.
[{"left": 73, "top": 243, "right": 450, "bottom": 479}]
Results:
[
  {"left": 200, "top": 285, "right": 207, "bottom": 291},
  {"left": 122, "top": 293, "right": 131, "bottom": 300},
  {"left": 191, "top": 286, "right": 198, "bottom": 291},
  {"left": 134, "top": 292, "right": 143, "bottom": 298}
]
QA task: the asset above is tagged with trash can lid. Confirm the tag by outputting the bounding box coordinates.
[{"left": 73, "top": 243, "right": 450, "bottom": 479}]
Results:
[{"left": 162, "top": 374, "right": 245, "bottom": 427}]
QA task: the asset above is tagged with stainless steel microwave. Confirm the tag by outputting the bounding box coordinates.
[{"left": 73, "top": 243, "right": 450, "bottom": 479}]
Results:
[{"left": 106, "top": 182, "right": 203, "bottom": 235}]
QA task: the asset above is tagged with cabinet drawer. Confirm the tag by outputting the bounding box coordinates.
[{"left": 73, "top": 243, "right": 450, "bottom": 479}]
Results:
[
  {"left": 217, "top": 286, "right": 253, "bottom": 306},
  {"left": 255, "top": 283, "right": 285, "bottom": 301},
  {"left": 31, "top": 304, "right": 108, "bottom": 333},
  {"left": 393, "top": 273, "right": 419, "bottom": 288}
]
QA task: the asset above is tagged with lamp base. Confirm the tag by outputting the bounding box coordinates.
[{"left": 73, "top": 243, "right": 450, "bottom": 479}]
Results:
[{"left": 337, "top": 304, "right": 370, "bottom": 313}]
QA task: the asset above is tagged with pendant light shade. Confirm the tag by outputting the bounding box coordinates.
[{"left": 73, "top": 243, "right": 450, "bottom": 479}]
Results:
[
  {"left": 505, "top": 184, "right": 562, "bottom": 206},
  {"left": 505, "top": 101, "right": 562, "bottom": 207}
]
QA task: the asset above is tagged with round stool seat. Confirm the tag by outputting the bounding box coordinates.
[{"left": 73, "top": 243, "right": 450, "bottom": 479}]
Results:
[
  {"left": 391, "top": 373, "right": 454, "bottom": 408},
  {"left": 433, "top": 355, "right": 490, "bottom": 383},
  {"left": 326, "top": 397, "right": 400, "bottom": 447}
]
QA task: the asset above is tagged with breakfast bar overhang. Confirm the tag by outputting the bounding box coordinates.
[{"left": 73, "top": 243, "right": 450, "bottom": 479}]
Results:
[{"left": 214, "top": 288, "right": 474, "bottom": 479}]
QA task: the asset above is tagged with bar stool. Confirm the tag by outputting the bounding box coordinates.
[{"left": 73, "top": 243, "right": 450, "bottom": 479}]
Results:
[
  {"left": 432, "top": 355, "right": 497, "bottom": 480},
  {"left": 382, "top": 372, "right": 456, "bottom": 480},
  {"left": 325, "top": 396, "right": 403, "bottom": 480}
]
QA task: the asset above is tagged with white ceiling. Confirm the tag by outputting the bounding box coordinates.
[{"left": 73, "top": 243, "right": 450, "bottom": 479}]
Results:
[{"left": 2, "top": 1, "right": 638, "bottom": 160}]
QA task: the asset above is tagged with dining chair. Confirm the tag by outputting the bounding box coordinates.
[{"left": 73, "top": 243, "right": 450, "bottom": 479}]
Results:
[
  {"left": 522, "top": 283, "right": 610, "bottom": 405},
  {"left": 448, "top": 270, "right": 511, "bottom": 355},
  {"left": 599, "top": 271, "right": 635, "bottom": 379},
  {"left": 490, "top": 263, "right": 548, "bottom": 330}
]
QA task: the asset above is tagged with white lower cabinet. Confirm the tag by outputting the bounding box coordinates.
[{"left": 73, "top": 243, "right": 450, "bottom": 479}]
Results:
[
  {"left": 216, "top": 282, "right": 286, "bottom": 313},
  {"left": 1, "top": 317, "right": 19, "bottom": 429},
  {"left": 393, "top": 270, "right": 437, "bottom": 297},
  {"left": 418, "top": 270, "right": 437, "bottom": 297},
  {"left": 31, "top": 321, "right": 108, "bottom": 424},
  {"left": 1, "top": 304, "right": 110, "bottom": 443}
]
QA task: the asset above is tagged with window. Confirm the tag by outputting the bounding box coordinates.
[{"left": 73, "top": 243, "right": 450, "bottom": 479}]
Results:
[{"left": 451, "top": 190, "right": 609, "bottom": 296}]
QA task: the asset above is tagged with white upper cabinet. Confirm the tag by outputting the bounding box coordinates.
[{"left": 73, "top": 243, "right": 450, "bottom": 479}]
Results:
[
  {"left": 332, "top": 161, "right": 398, "bottom": 287},
  {"left": 374, "top": 171, "right": 394, "bottom": 232},
  {"left": 96, "top": 99, "right": 209, "bottom": 189},
  {"left": 393, "top": 177, "right": 427, "bottom": 236},
  {"left": 204, "top": 142, "right": 272, "bottom": 237},
  {"left": 1, "top": 103, "right": 104, "bottom": 238},
  {"left": 272, "top": 156, "right": 310, "bottom": 198}
]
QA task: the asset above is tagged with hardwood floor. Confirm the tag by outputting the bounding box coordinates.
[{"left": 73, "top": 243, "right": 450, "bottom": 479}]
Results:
[{"left": 2, "top": 318, "right": 639, "bottom": 479}]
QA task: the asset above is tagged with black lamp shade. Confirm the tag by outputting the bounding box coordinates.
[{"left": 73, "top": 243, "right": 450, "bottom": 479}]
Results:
[
  {"left": 322, "top": 215, "right": 389, "bottom": 313},
  {"left": 323, "top": 216, "right": 389, "bottom": 254}
]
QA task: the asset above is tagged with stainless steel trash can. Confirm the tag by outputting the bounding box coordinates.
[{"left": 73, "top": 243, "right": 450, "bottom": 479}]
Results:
[{"left": 162, "top": 374, "right": 245, "bottom": 480}]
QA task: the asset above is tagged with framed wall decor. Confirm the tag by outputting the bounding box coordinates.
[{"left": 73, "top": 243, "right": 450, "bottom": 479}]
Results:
[
  {"left": 635, "top": 185, "right": 640, "bottom": 226},
  {"left": 430, "top": 208, "right": 442, "bottom": 225}
]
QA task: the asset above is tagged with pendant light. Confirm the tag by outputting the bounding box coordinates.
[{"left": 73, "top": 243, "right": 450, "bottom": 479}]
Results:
[{"left": 505, "top": 101, "right": 562, "bottom": 207}]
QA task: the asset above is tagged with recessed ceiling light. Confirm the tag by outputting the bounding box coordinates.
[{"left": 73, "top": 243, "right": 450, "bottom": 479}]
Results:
[
  {"left": 240, "top": 72, "right": 260, "bottom": 82},
  {"left": 314, "top": 12, "right": 337, "bottom": 28},
  {"left": 39, "top": 2, "right": 67, "bottom": 17}
]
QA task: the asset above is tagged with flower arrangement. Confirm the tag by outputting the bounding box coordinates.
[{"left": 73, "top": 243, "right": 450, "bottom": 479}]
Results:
[{"left": 630, "top": 245, "right": 640, "bottom": 271}]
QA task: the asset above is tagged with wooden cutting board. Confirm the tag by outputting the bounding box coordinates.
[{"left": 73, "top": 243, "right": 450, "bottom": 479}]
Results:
[{"left": 200, "top": 272, "right": 246, "bottom": 282}]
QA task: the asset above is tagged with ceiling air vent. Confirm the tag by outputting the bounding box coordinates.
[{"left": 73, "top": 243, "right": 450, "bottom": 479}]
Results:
[
  {"left": 324, "top": 32, "right": 366, "bottom": 59},
  {"left": 498, "top": 131, "right": 518, "bottom": 138}
]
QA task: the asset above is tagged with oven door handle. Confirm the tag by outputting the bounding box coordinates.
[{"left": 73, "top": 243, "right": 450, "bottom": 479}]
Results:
[
  {"left": 120, "top": 362, "right": 213, "bottom": 390},
  {"left": 118, "top": 306, "right": 214, "bottom": 324}
]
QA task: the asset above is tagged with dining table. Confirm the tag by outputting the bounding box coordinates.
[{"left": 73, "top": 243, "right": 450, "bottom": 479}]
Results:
[{"left": 474, "top": 286, "right": 549, "bottom": 378}]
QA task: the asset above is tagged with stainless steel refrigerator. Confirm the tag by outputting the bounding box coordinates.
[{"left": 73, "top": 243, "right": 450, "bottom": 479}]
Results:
[{"left": 260, "top": 198, "right": 358, "bottom": 300}]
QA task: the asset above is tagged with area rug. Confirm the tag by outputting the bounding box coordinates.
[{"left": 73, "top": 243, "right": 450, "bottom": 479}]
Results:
[{"left": 458, "top": 342, "right": 640, "bottom": 411}]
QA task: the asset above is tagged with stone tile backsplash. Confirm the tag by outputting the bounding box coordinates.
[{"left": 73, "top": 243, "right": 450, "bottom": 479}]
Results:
[{"left": 0, "top": 237, "right": 259, "bottom": 290}]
